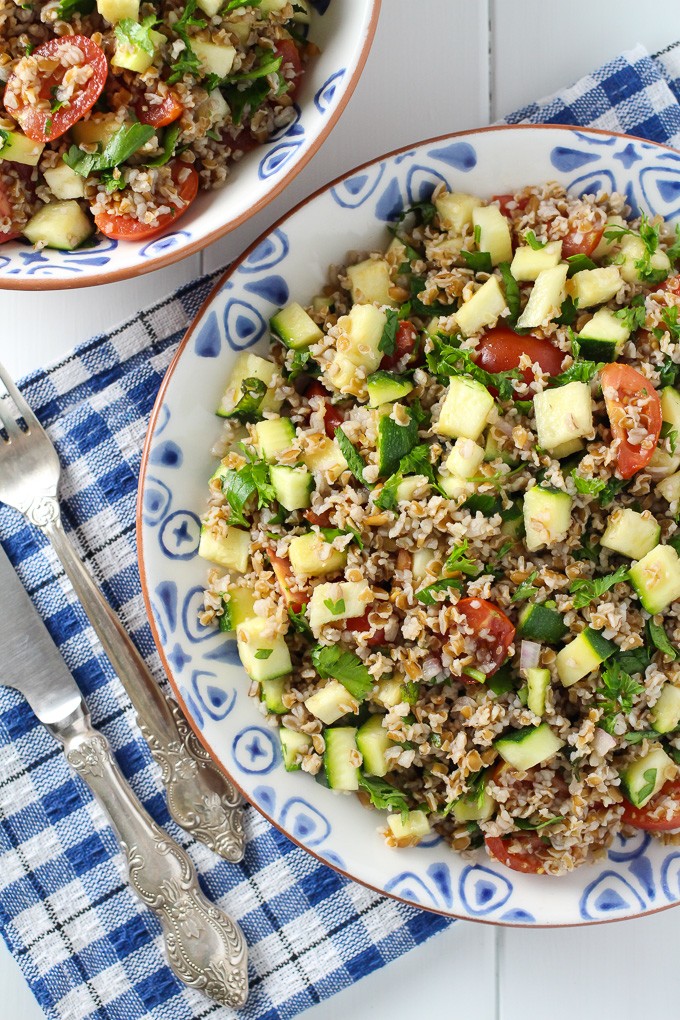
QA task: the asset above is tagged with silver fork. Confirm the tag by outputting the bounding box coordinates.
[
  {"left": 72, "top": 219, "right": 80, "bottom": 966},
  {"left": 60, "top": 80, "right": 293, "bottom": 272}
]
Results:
[{"left": 0, "top": 361, "right": 245, "bottom": 863}]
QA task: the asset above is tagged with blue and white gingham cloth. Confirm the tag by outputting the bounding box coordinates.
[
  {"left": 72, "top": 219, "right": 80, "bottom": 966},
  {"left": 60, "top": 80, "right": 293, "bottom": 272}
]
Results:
[{"left": 1, "top": 40, "right": 680, "bottom": 1020}]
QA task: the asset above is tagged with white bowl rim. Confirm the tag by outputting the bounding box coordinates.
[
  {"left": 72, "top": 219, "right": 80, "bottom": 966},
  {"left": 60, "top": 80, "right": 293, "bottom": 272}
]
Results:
[
  {"left": 0, "top": 0, "right": 381, "bottom": 292},
  {"left": 137, "top": 122, "right": 680, "bottom": 927}
]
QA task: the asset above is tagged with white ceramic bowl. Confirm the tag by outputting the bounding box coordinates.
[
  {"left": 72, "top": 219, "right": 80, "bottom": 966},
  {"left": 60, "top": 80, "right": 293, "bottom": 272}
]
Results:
[
  {"left": 0, "top": 0, "right": 379, "bottom": 290},
  {"left": 138, "top": 125, "right": 680, "bottom": 927}
]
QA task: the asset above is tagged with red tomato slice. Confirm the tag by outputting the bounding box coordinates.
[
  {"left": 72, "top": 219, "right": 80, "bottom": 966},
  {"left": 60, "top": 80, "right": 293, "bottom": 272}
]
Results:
[
  {"left": 601, "top": 363, "right": 662, "bottom": 479},
  {"left": 560, "top": 213, "right": 604, "bottom": 258},
  {"left": 5, "top": 36, "right": 107, "bottom": 142},
  {"left": 306, "top": 382, "right": 345, "bottom": 439},
  {"left": 485, "top": 833, "right": 551, "bottom": 874},
  {"left": 93, "top": 163, "right": 199, "bottom": 241},
  {"left": 274, "top": 39, "right": 304, "bottom": 99},
  {"left": 136, "top": 89, "right": 183, "bottom": 128},
  {"left": 347, "top": 609, "right": 385, "bottom": 647},
  {"left": 456, "top": 598, "right": 515, "bottom": 678},
  {"left": 659, "top": 274, "right": 680, "bottom": 298},
  {"left": 268, "top": 549, "right": 308, "bottom": 613},
  {"left": 475, "top": 327, "right": 564, "bottom": 386},
  {"left": 622, "top": 779, "right": 680, "bottom": 832},
  {"left": 492, "top": 193, "right": 529, "bottom": 217},
  {"left": 304, "top": 509, "right": 333, "bottom": 528},
  {"left": 380, "top": 320, "right": 418, "bottom": 371}
]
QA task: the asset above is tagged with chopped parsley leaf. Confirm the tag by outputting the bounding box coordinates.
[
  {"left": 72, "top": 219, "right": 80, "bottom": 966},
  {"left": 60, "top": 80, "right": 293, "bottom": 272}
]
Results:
[
  {"left": 415, "top": 576, "right": 463, "bottom": 605},
  {"left": 569, "top": 564, "right": 629, "bottom": 609},
  {"left": 646, "top": 617, "right": 678, "bottom": 660},
  {"left": 461, "top": 250, "right": 493, "bottom": 273},
  {"left": 323, "top": 597, "right": 346, "bottom": 616},
  {"left": 445, "top": 539, "right": 481, "bottom": 577},
  {"left": 596, "top": 660, "right": 644, "bottom": 735},
  {"left": 661, "top": 420, "right": 679, "bottom": 455},
  {"left": 335, "top": 426, "right": 371, "bottom": 487},
  {"left": 254, "top": 648, "right": 273, "bottom": 660},
  {"left": 378, "top": 308, "right": 399, "bottom": 355},
  {"left": 498, "top": 261, "right": 521, "bottom": 327},
  {"left": 358, "top": 774, "right": 410, "bottom": 815},
  {"left": 311, "top": 644, "right": 374, "bottom": 700},
  {"left": 511, "top": 569, "right": 539, "bottom": 602},
  {"left": 524, "top": 230, "right": 545, "bottom": 250}
]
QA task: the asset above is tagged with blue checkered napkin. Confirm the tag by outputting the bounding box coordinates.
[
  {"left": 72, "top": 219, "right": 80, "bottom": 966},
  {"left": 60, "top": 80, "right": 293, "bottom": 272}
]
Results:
[
  {"left": 2, "top": 40, "right": 680, "bottom": 1020},
  {"left": 0, "top": 278, "right": 449, "bottom": 1020}
]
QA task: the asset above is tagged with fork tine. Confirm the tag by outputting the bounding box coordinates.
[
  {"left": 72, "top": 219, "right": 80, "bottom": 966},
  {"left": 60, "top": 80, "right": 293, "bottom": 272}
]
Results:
[
  {"left": 0, "top": 359, "right": 42, "bottom": 434},
  {"left": 0, "top": 397, "right": 22, "bottom": 440}
]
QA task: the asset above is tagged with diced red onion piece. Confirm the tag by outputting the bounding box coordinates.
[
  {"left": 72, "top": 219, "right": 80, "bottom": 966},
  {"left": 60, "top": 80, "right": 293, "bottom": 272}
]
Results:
[{"left": 519, "top": 639, "right": 541, "bottom": 674}]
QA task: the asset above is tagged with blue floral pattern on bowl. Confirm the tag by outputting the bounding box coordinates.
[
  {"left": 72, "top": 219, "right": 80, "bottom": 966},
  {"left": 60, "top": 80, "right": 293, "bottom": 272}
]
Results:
[
  {"left": 0, "top": 0, "right": 378, "bottom": 288},
  {"left": 139, "top": 126, "right": 680, "bottom": 926}
]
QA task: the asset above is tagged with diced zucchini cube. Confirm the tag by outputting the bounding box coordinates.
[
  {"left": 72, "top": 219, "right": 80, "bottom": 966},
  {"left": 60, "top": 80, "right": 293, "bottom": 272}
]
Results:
[
  {"left": 346, "top": 258, "right": 396, "bottom": 306},
  {"left": 219, "top": 586, "right": 256, "bottom": 631},
  {"left": 533, "top": 380, "right": 593, "bottom": 451},
  {"left": 649, "top": 446, "right": 680, "bottom": 476},
  {"left": 306, "top": 680, "right": 359, "bottom": 725},
  {"left": 412, "top": 547, "right": 438, "bottom": 584},
  {"left": 43, "top": 162, "right": 86, "bottom": 200},
  {"left": 550, "top": 438, "right": 584, "bottom": 459},
  {"left": 569, "top": 266, "right": 622, "bottom": 308},
  {"left": 302, "top": 435, "right": 348, "bottom": 481},
  {"left": 577, "top": 307, "right": 630, "bottom": 348},
  {"left": 307, "top": 579, "right": 370, "bottom": 632},
  {"left": 366, "top": 371, "right": 413, "bottom": 408},
  {"left": 526, "top": 667, "right": 551, "bottom": 717},
  {"left": 387, "top": 810, "right": 431, "bottom": 846},
  {"left": 236, "top": 617, "right": 292, "bottom": 681},
  {"left": 372, "top": 676, "right": 405, "bottom": 709},
  {"left": 437, "top": 472, "right": 471, "bottom": 500},
  {"left": 435, "top": 191, "right": 482, "bottom": 233},
  {"left": 197, "top": 0, "right": 224, "bottom": 14},
  {"left": 270, "top": 301, "right": 323, "bottom": 350},
  {"left": 193, "top": 40, "right": 237, "bottom": 78},
  {"left": 254, "top": 417, "right": 296, "bottom": 462},
  {"left": 446, "top": 437, "right": 485, "bottom": 479},
  {"left": 112, "top": 28, "right": 164, "bottom": 73},
  {"left": 260, "top": 0, "right": 287, "bottom": 9},
  {"left": 217, "top": 352, "right": 281, "bottom": 416},
  {"left": 523, "top": 485, "right": 572, "bottom": 551},
  {"left": 324, "top": 726, "right": 360, "bottom": 790},
  {"left": 618, "top": 234, "right": 671, "bottom": 284},
  {"left": 288, "top": 532, "right": 347, "bottom": 577},
  {"left": 517, "top": 263, "right": 568, "bottom": 329},
  {"left": 455, "top": 275, "right": 507, "bottom": 337},
  {"left": 333, "top": 302, "right": 386, "bottom": 378},
  {"left": 472, "top": 205, "right": 512, "bottom": 265},
  {"left": 0, "top": 130, "right": 44, "bottom": 167},
  {"left": 270, "top": 464, "right": 313, "bottom": 511},
  {"left": 71, "top": 115, "right": 122, "bottom": 147},
  {"left": 555, "top": 627, "right": 616, "bottom": 687},
  {"left": 592, "top": 215, "right": 626, "bottom": 259},
  {"left": 260, "top": 676, "right": 288, "bottom": 714},
  {"left": 434, "top": 376, "right": 494, "bottom": 441},
  {"left": 97, "top": 0, "right": 139, "bottom": 21},
  {"left": 620, "top": 747, "right": 676, "bottom": 807},
  {"left": 494, "top": 722, "right": 564, "bottom": 770},
  {"left": 629, "top": 544, "right": 680, "bottom": 614},
  {"left": 452, "top": 788, "right": 496, "bottom": 823},
  {"left": 652, "top": 684, "right": 680, "bottom": 734},
  {"left": 23, "top": 201, "right": 93, "bottom": 251},
  {"left": 199, "top": 526, "right": 250, "bottom": 573},
  {"left": 280, "top": 728, "right": 313, "bottom": 771},
  {"left": 661, "top": 385, "right": 680, "bottom": 435},
  {"left": 510, "top": 240, "right": 562, "bottom": 281},
  {"left": 395, "top": 474, "right": 429, "bottom": 501},
  {"left": 601, "top": 508, "right": 660, "bottom": 560},
  {"left": 657, "top": 471, "right": 680, "bottom": 503}
]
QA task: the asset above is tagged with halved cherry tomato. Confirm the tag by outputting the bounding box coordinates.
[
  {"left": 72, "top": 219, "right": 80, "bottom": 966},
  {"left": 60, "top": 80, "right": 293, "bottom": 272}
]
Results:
[
  {"left": 492, "top": 193, "right": 529, "bottom": 217},
  {"left": 306, "top": 382, "right": 345, "bottom": 439},
  {"left": 5, "top": 36, "right": 107, "bottom": 143},
  {"left": 560, "top": 212, "right": 605, "bottom": 259},
  {"left": 304, "top": 509, "right": 332, "bottom": 527},
  {"left": 601, "top": 363, "right": 662, "bottom": 479},
  {"left": 93, "top": 163, "right": 199, "bottom": 241},
  {"left": 136, "top": 89, "right": 183, "bottom": 128},
  {"left": 228, "top": 127, "right": 259, "bottom": 155},
  {"left": 622, "top": 779, "right": 680, "bottom": 832},
  {"left": 268, "top": 549, "right": 308, "bottom": 613},
  {"left": 485, "top": 833, "right": 551, "bottom": 874},
  {"left": 274, "top": 39, "right": 304, "bottom": 99},
  {"left": 659, "top": 274, "right": 680, "bottom": 298},
  {"left": 347, "top": 609, "right": 385, "bottom": 647},
  {"left": 456, "top": 598, "right": 515, "bottom": 678},
  {"left": 380, "top": 320, "right": 418, "bottom": 371},
  {"left": 475, "top": 326, "right": 564, "bottom": 387}
]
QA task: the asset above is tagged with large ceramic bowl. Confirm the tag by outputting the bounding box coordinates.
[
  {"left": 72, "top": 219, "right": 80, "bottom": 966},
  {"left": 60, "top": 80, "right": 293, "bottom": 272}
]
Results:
[
  {"left": 138, "top": 125, "right": 680, "bottom": 927},
  {"left": 0, "top": 0, "right": 379, "bottom": 291}
]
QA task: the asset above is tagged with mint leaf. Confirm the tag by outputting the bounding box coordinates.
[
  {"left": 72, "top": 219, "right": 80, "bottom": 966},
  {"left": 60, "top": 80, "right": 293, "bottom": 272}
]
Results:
[
  {"left": 378, "top": 308, "right": 399, "bottom": 355},
  {"left": 335, "top": 427, "right": 371, "bottom": 487},
  {"left": 646, "top": 618, "right": 678, "bottom": 660}
]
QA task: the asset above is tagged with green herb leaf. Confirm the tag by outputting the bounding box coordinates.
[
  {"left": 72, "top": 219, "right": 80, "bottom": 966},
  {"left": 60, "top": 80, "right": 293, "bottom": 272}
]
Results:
[
  {"left": 577, "top": 535, "right": 601, "bottom": 564},
  {"left": 598, "top": 477, "right": 628, "bottom": 507},
  {"left": 335, "top": 427, "right": 370, "bottom": 487},
  {"left": 115, "top": 14, "right": 158, "bottom": 55},
  {"left": 498, "top": 261, "right": 521, "bottom": 327},
  {"left": 222, "top": 77, "right": 271, "bottom": 125},
  {"left": 224, "top": 377, "right": 267, "bottom": 423},
  {"left": 461, "top": 250, "right": 493, "bottom": 273},
  {"left": 511, "top": 569, "right": 539, "bottom": 602},
  {"left": 570, "top": 470, "right": 606, "bottom": 496},
  {"left": 515, "top": 815, "right": 565, "bottom": 831},
  {"left": 596, "top": 660, "right": 644, "bottom": 734},
  {"left": 614, "top": 295, "right": 646, "bottom": 332},
  {"left": 288, "top": 605, "right": 312, "bottom": 638},
  {"left": 254, "top": 648, "right": 273, "bottom": 660},
  {"left": 415, "top": 576, "right": 463, "bottom": 606},
  {"left": 358, "top": 774, "right": 410, "bottom": 814},
  {"left": 551, "top": 358, "right": 602, "bottom": 387},
  {"left": 221, "top": 448, "right": 275, "bottom": 524},
  {"left": 64, "top": 122, "right": 155, "bottom": 179},
  {"left": 144, "top": 123, "right": 182, "bottom": 167},
  {"left": 323, "top": 597, "right": 346, "bottom": 616},
  {"left": 566, "top": 253, "right": 597, "bottom": 276},
  {"left": 647, "top": 618, "right": 678, "bottom": 660},
  {"left": 374, "top": 473, "right": 401, "bottom": 512},
  {"left": 225, "top": 0, "right": 262, "bottom": 9},
  {"left": 378, "top": 308, "right": 399, "bottom": 355},
  {"left": 524, "top": 230, "right": 545, "bottom": 250},
  {"left": 569, "top": 564, "right": 629, "bottom": 609},
  {"left": 462, "top": 493, "right": 503, "bottom": 516},
  {"left": 624, "top": 730, "right": 661, "bottom": 744},
  {"left": 426, "top": 333, "right": 521, "bottom": 400},
  {"left": 395, "top": 199, "right": 436, "bottom": 228},
  {"left": 556, "top": 295, "right": 579, "bottom": 326},
  {"left": 227, "top": 48, "right": 282, "bottom": 82},
  {"left": 612, "top": 645, "right": 652, "bottom": 676},
  {"left": 445, "top": 539, "right": 481, "bottom": 577},
  {"left": 401, "top": 681, "right": 420, "bottom": 705},
  {"left": 55, "top": 0, "right": 94, "bottom": 18},
  {"left": 487, "top": 666, "right": 515, "bottom": 696},
  {"left": 311, "top": 645, "right": 374, "bottom": 700},
  {"left": 606, "top": 213, "right": 668, "bottom": 284},
  {"left": 637, "top": 768, "right": 658, "bottom": 804},
  {"left": 168, "top": 0, "right": 207, "bottom": 84}
]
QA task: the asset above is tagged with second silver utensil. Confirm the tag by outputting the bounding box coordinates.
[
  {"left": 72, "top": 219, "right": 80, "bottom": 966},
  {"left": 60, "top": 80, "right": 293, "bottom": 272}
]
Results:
[
  {"left": 0, "top": 543, "right": 248, "bottom": 1008},
  {"left": 0, "top": 361, "right": 245, "bottom": 862}
]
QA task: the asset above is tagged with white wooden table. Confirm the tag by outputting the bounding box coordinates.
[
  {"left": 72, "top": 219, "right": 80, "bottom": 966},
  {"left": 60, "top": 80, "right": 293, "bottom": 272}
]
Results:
[{"left": 3, "top": 2, "right": 680, "bottom": 1016}]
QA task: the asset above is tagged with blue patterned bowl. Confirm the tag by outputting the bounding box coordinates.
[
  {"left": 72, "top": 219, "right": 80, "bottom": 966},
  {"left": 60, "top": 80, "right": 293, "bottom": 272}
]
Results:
[
  {"left": 0, "top": 0, "right": 379, "bottom": 290},
  {"left": 138, "top": 125, "right": 680, "bottom": 926}
]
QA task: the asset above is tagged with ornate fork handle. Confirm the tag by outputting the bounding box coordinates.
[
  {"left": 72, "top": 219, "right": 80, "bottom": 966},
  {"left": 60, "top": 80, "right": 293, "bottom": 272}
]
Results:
[
  {"left": 55, "top": 705, "right": 248, "bottom": 1008},
  {"left": 33, "top": 505, "right": 244, "bottom": 863}
]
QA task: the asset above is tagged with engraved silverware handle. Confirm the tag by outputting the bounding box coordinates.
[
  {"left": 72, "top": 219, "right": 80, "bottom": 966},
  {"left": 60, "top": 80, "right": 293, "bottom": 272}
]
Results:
[
  {"left": 41, "top": 511, "right": 245, "bottom": 863},
  {"left": 53, "top": 703, "right": 248, "bottom": 1008}
]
